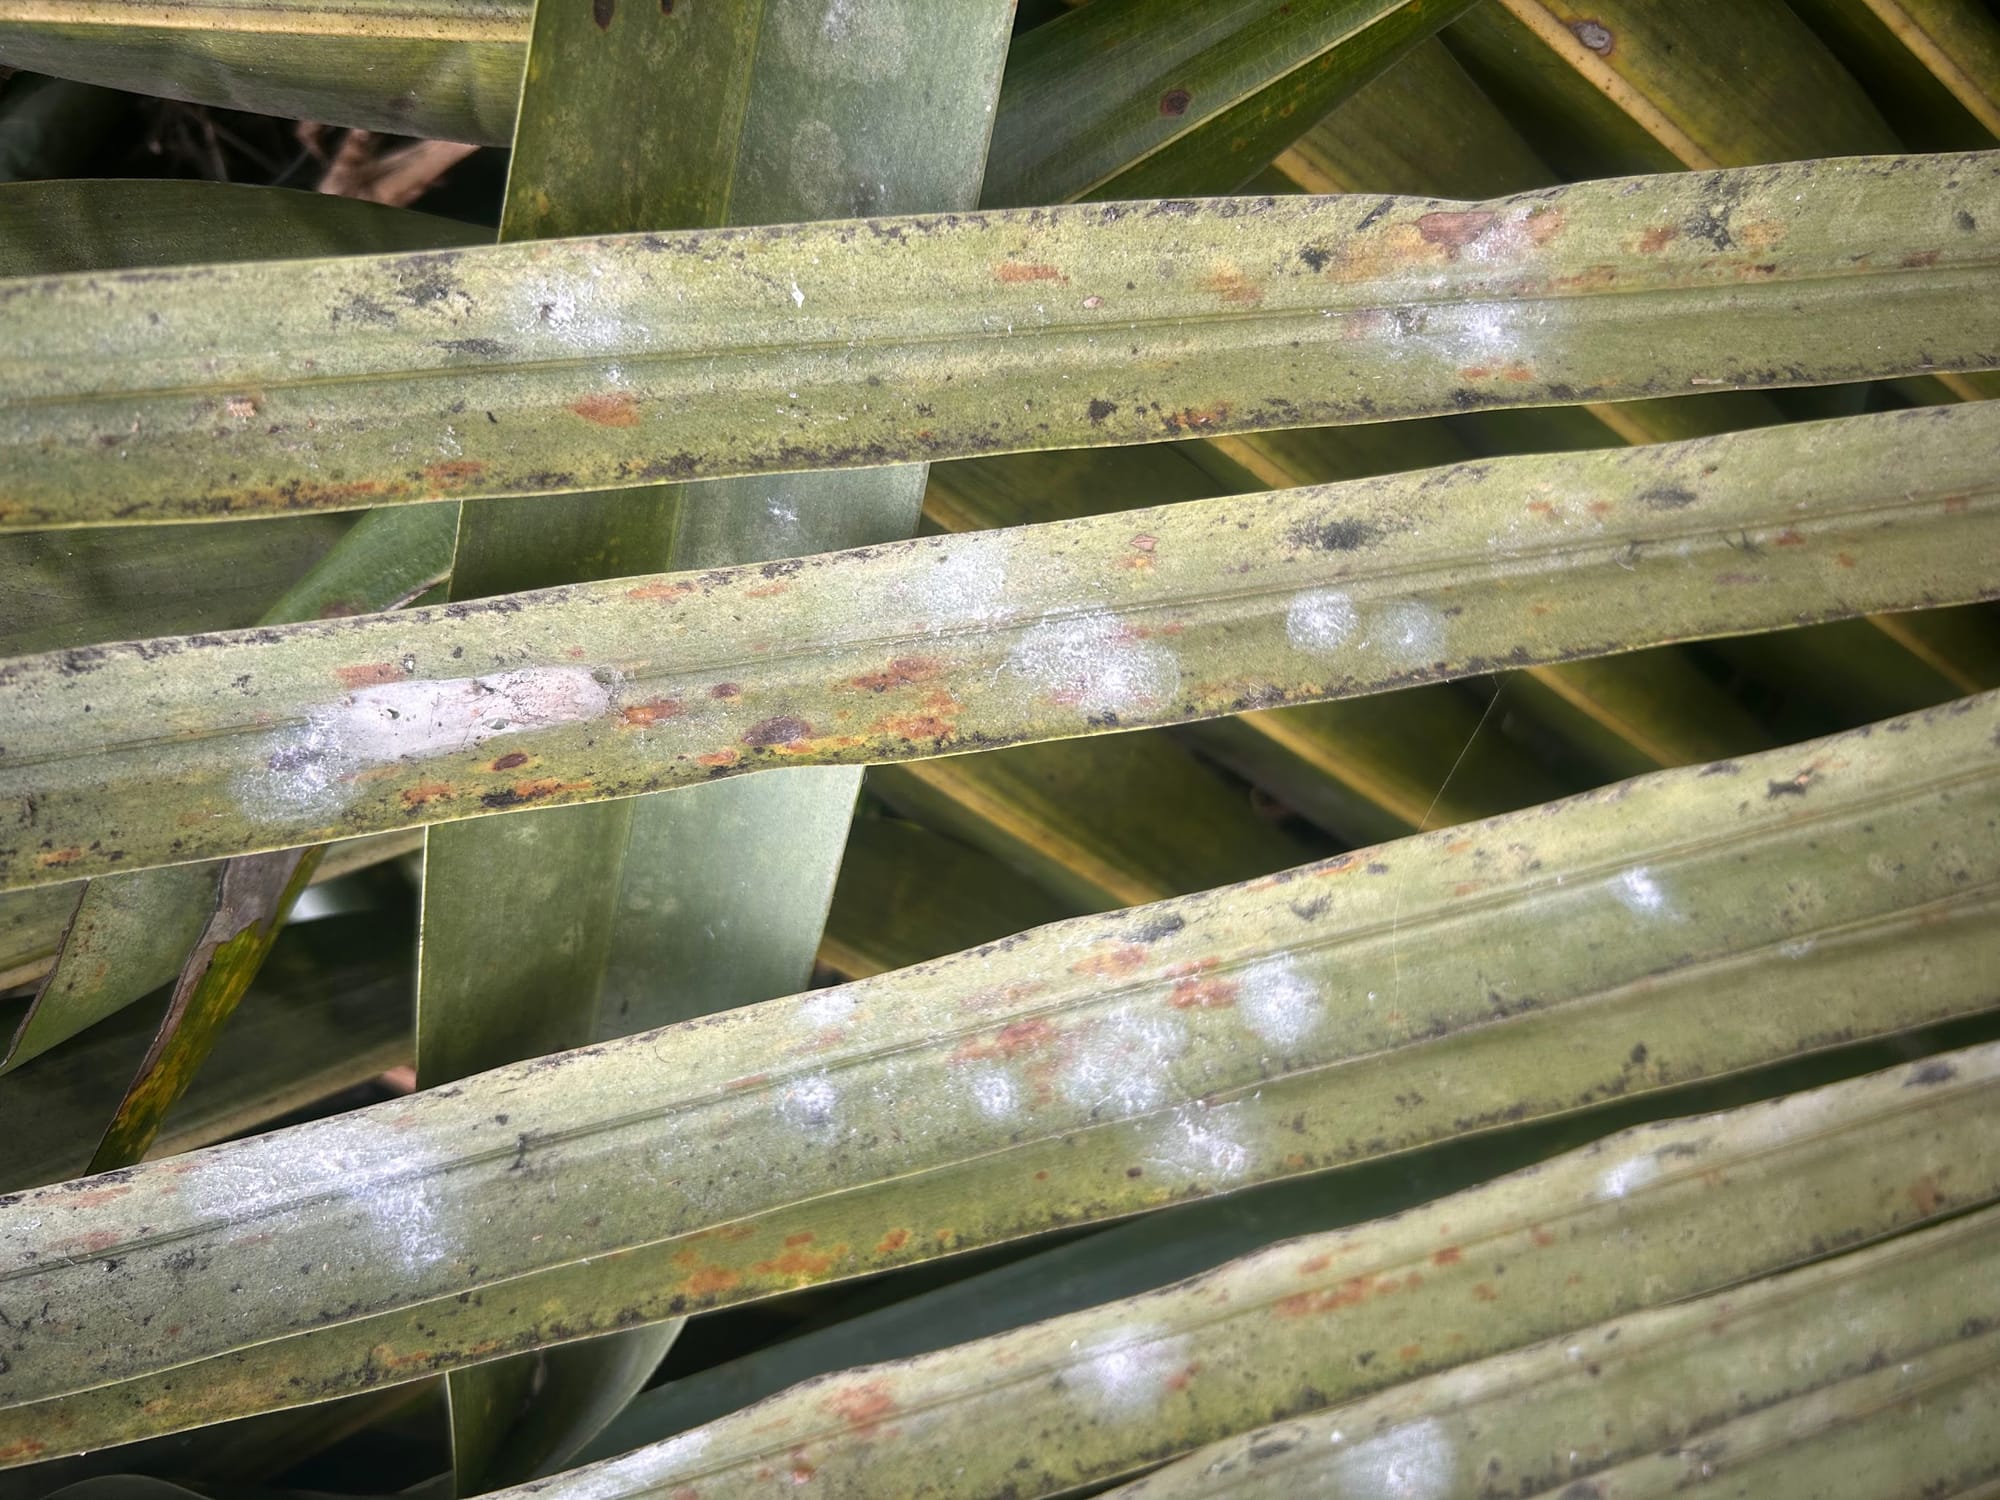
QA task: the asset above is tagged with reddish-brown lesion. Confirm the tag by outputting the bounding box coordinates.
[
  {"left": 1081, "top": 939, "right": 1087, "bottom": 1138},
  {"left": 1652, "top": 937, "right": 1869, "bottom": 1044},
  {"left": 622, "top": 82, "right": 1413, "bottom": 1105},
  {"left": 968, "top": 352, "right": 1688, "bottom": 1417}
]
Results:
[{"left": 570, "top": 392, "right": 640, "bottom": 427}]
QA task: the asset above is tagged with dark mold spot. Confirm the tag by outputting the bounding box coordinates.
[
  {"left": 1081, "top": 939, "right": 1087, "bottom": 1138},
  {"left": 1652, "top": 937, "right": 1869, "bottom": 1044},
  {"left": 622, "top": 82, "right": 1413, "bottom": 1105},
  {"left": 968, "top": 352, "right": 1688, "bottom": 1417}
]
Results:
[
  {"left": 1087, "top": 398, "right": 1118, "bottom": 424},
  {"left": 1637, "top": 484, "right": 1697, "bottom": 511},
  {"left": 1127, "top": 914, "right": 1186, "bottom": 943},
  {"left": 1298, "top": 245, "right": 1330, "bottom": 272},
  {"left": 1159, "top": 88, "right": 1192, "bottom": 117},
  {"left": 1907, "top": 1059, "right": 1958, "bottom": 1087},
  {"left": 743, "top": 715, "right": 812, "bottom": 747},
  {"left": 1290, "top": 515, "right": 1379, "bottom": 552},
  {"left": 1955, "top": 209, "right": 1977, "bottom": 233},
  {"left": 592, "top": 0, "right": 614, "bottom": 27}
]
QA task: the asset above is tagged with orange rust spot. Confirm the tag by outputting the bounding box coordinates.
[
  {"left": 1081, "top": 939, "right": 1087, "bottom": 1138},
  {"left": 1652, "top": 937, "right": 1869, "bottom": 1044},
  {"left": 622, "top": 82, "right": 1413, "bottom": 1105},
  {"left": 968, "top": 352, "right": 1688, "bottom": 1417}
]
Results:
[
  {"left": 875, "top": 712, "right": 956, "bottom": 741},
  {"left": 953, "top": 1016, "right": 1058, "bottom": 1064},
  {"left": 67, "top": 1230, "right": 124, "bottom": 1254},
  {"left": 1588, "top": 500, "right": 1612, "bottom": 516},
  {"left": 1071, "top": 944, "right": 1151, "bottom": 979},
  {"left": 1445, "top": 838, "right": 1474, "bottom": 855},
  {"left": 402, "top": 782, "right": 456, "bottom": 809},
  {"left": 1901, "top": 248, "right": 1942, "bottom": 268},
  {"left": 1432, "top": 1245, "right": 1462, "bottom": 1266},
  {"left": 696, "top": 749, "right": 740, "bottom": 768},
  {"left": 1274, "top": 1291, "right": 1316, "bottom": 1318},
  {"left": 1459, "top": 365, "right": 1493, "bottom": 380},
  {"left": 1909, "top": 1174, "right": 1946, "bottom": 1216},
  {"left": 790, "top": 1463, "right": 816, "bottom": 1485},
  {"left": 1527, "top": 605, "right": 1552, "bottom": 619},
  {"left": 1169, "top": 975, "right": 1240, "bottom": 1010},
  {"left": 876, "top": 1228, "right": 912, "bottom": 1255},
  {"left": 753, "top": 1245, "right": 842, "bottom": 1279},
  {"left": 423, "top": 458, "right": 488, "bottom": 489},
  {"left": 509, "top": 777, "right": 591, "bottom": 802},
  {"left": 1398, "top": 1343, "right": 1423, "bottom": 1362},
  {"left": 1164, "top": 1361, "right": 1201, "bottom": 1393},
  {"left": 0, "top": 1439, "right": 49, "bottom": 1462},
  {"left": 36, "top": 847, "right": 84, "bottom": 868},
  {"left": 1773, "top": 528, "right": 1807, "bottom": 547},
  {"left": 1638, "top": 225, "right": 1679, "bottom": 253},
  {"left": 1416, "top": 209, "right": 1496, "bottom": 253},
  {"left": 1525, "top": 207, "right": 1564, "bottom": 245},
  {"left": 1200, "top": 266, "right": 1263, "bottom": 304},
  {"left": 1119, "top": 552, "right": 1155, "bottom": 572},
  {"left": 743, "top": 582, "right": 791, "bottom": 598},
  {"left": 1836, "top": 552, "right": 1858, "bottom": 569},
  {"left": 784, "top": 1231, "right": 816, "bottom": 1248},
  {"left": 491, "top": 751, "right": 530, "bottom": 771},
  {"left": 825, "top": 1381, "right": 898, "bottom": 1430},
  {"left": 1130, "top": 533, "right": 1158, "bottom": 553},
  {"left": 1500, "top": 363, "right": 1535, "bottom": 382},
  {"left": 672, "top": 1489, "right": 700, "bottom": 1500},
  {"left": 1943, "top": 495, "right": 1971, "bottom": 514},
  {"left": 627, "top": 579, "right": 694, "bottom": 603},
  {"left": 337, "top": 661, "right": 405, "bottom": 689},
  {"left": 681, "top": 1264, "right": 742, "bottom": 1298},
  {"left": 851, "top": 655, "right": 944, "bottom": 693},
  {"left": 995, "top": 261, "right": 1065, "bottom": 284},
  {"left": 934, "top": 1228, "right": 959, "bottom": 1248},
  {"left": 1530, "top": 1226, "right": 1558, "bottom": 1248},
  {"left": 621, "top": 698, "right": 685, "bottom": 727},
  {"left": 1527, "top": 500, "right": 1558, "bottom": 518},
  {"left": 1298, "top": 1252, "right": 1333, "bottom": 1276},
  {"left": 59, "top": 1183, "right": 133, "bottom": 1209},
  {"left": 1168, "top": 400, "right": 1233, "bottom": 431},
  {"left": 571, "top": 392, "right": 640, "bottom": 427},
  {"left": 1472, "top": 1281, "right": 1499, "bottom": 1302}
]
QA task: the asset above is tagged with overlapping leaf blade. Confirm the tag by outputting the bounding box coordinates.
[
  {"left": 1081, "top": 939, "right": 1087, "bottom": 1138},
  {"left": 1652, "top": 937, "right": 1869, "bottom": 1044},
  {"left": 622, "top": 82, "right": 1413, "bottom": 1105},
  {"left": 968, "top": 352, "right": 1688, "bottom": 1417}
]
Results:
[{"left": 3, "top": 691, "right": 1996, "bottom": 1458}]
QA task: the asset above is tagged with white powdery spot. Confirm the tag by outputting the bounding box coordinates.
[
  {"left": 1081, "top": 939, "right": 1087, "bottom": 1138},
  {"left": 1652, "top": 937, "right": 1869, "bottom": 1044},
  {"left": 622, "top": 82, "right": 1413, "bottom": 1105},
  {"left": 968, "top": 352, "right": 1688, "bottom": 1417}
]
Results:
[
  {"left": 1328, "top": 1417, "right": 1456, "bottom": 1499},
  {"left": 1611, "top": 865, "right": 1680, "bottom": 922},
  {"left": 1060, "top": 1008, "right": 1187, "bottom": 1117},
  {"left": 1286, "top": 588, "right": 1359, "bottom": 653},
  {"left": 1613, "top": 866, "right": 1665, "bottom": 915},
  {"left": 558, "top": 1428, "right": 713, "bottom": 1500},
  {"left": 1069, "top": 1326, "right": 1193, "bottom": 1412},
  {"left": 801, "top": 990, "right": 859, "bottom": 1030},
  {"left": 238, "top": 667, "right": 611, "bottom": 823},
  {"left": 1369, "top": 601, "right": 1445, "bottom": 665},
  {"left": 901, "top": 540, "right": 1012, "bottom": 631},
  {"left": 965, "top": 1065, "right": 1021, "bottom": 1122},
  {"left": 1011, "top": 611, "right": 1180, "bottom": 715},
  {"left": 1152, "top": 1102, "right": 1252, "bottom": 1184},
  {"left": 335, "top": 668, "right": 610, "bottom": 762},
  {"left": 1237, "top": 956, "right": 1323, "bottom": 1048},
  {"left": 1596, "top": 1150, "right": 1662, "bottom": 1201},
  {"left": 778, "top": 1070, "right": 840, "bottom": 1132}
]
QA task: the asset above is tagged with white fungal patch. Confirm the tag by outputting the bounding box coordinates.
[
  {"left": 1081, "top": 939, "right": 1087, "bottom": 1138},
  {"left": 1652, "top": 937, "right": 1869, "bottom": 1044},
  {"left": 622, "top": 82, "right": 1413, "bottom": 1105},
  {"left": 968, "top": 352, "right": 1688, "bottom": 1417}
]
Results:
[
  {"left": 900, "top": 539, "right": 1012, "bottom": 631},
  {"left": 1596, "top": 1150, "right": 1662, "bottom": 1201},
  {"left": 1060, "top": 1008, "right": 1187, "bottom": 1117},
  {"left": 555, "top": 1430, "right": 714, "bottom": 1500},
  {"left": 778, "top": 1070, "right": 840, "bottom": 1132},
  {"left": 1369, "top": 601, "right": 1445, "bottom": 664},
  {"left": 1011, "top": 610, "right": 1180, "bottom": 715},
  {"left": 1069, "top": 1326, "right": 1193, "bottom": 1412},
  {"left": 1328, "top": 1416, "right": 1456, "bottom": 1499},
  {"left": 238, "top": 667, "right": 611, "bottom": 824},
  {"left": 1236, "top": 956, "right": 1323, "bottom": 1048},
  {"left": 1151, "top": 1102, "right": 1253, "bottom": 1184},
  {"left": 336, "top": 668, "right": 610, "bottom": 761},
  {"left": 1286, "top": 588, "right": 1359, "bottom": 653},
  {"left": 965, "top": 1065, "right": 1021, "bottom": 1122},
  {"left": 801, "top": 990, "right": 860, "bottom": 1030},
  {"left": 1613, "top": 866, "right": 1665, "bottom": 915}
]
